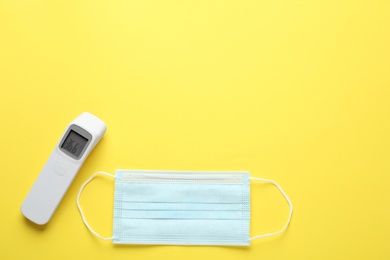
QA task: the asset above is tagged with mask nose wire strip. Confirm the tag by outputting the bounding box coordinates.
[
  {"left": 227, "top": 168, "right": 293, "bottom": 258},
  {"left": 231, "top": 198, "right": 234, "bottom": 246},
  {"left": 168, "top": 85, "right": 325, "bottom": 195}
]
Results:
[
  {"left": 76, "top": 171, "right": 116, "bottom": 241},
  {"left": 249, "top": 177, "right": 293, "bottom": 241}
]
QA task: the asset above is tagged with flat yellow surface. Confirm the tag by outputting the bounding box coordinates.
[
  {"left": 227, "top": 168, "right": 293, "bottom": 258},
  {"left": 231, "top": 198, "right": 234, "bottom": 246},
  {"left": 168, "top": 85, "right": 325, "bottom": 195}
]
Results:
[{"left": 1, "top": 1, "right": 390, "bottom": 259}]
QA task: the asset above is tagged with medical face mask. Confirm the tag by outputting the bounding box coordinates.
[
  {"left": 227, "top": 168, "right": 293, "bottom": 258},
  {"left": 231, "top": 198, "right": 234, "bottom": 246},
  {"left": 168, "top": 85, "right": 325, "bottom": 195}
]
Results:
[{"left": 77, "top": 170, "right": 293, "bottom": 246}]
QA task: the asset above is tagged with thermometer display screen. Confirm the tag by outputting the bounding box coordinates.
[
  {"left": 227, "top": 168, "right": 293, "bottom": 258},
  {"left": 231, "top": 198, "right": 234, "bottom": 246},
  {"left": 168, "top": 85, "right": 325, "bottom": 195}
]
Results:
[{"left": 60, "top": 130, "right": 88, "bottom": 158}]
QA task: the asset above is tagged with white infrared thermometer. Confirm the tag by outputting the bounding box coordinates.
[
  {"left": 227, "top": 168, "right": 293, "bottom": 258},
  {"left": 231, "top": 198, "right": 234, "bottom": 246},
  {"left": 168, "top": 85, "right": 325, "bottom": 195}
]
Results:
[{"left": 21, "top": 112, "right": 106, "bottom": 225}]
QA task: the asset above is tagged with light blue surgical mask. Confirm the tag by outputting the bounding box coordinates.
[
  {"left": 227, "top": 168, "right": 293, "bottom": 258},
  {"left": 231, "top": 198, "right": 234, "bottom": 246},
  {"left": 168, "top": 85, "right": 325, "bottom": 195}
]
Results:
[{"left": 77, "top": 170, "right": 293, "bottom": 246}]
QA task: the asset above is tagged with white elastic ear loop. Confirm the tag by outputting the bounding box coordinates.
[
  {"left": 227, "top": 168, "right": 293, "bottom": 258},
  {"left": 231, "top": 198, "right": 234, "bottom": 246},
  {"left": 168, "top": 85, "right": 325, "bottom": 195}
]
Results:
[
  {"left": 249, "top": 177, "right": 293, "bottom": 240},
  {"left": 76, "top": 171, "right": 116, "bottom": 241}
]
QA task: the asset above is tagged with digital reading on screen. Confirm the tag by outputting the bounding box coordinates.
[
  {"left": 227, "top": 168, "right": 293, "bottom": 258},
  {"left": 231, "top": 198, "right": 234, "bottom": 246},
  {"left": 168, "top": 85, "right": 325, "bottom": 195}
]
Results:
[{"left": 60, "top": 130, "right": 88, "bottom": 158}]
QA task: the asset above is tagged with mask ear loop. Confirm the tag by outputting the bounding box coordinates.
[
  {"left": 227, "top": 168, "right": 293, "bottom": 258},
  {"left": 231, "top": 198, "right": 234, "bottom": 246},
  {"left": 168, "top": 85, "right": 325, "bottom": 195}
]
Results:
[
  {"left": 76, "top": 171, "right": 116, "bottom": 241},
  {"left": 249, "top": 177, "right": 293, "bottom": 240}
]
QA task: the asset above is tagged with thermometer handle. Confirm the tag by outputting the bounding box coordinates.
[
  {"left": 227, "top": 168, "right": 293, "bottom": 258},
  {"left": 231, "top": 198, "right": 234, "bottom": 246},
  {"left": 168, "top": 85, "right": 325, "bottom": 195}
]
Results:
[{"left": 21, "top": 149, "right": 82, "bottom": 225}]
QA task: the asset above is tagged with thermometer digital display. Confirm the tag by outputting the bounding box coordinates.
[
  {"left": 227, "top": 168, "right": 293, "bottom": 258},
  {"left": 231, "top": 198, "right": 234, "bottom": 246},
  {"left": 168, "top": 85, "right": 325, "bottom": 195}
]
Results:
[
  {"left": 60, "top": 126, "right": 91, "bottom": 159},
  {"left": 21, "top": 112, "right": 106, "bottom": 225}
]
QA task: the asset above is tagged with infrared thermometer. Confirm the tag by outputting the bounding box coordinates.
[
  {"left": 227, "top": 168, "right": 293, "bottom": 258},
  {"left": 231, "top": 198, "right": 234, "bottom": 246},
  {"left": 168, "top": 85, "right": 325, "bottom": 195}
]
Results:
[{"left": 21, "top": 112, "right": 106, "bottom": 225}]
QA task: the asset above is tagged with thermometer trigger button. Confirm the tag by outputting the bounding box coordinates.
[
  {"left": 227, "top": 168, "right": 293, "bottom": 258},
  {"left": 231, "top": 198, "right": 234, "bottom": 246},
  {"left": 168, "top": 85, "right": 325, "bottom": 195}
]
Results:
[{"left": 53, "top": 162, "right": 67, "bottom": 176}]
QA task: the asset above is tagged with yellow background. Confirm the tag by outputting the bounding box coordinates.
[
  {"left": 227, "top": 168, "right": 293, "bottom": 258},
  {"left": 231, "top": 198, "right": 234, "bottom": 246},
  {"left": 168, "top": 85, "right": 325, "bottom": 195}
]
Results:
[{"left": 1, "top": 1, "right": 389, "bottom": 259}]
